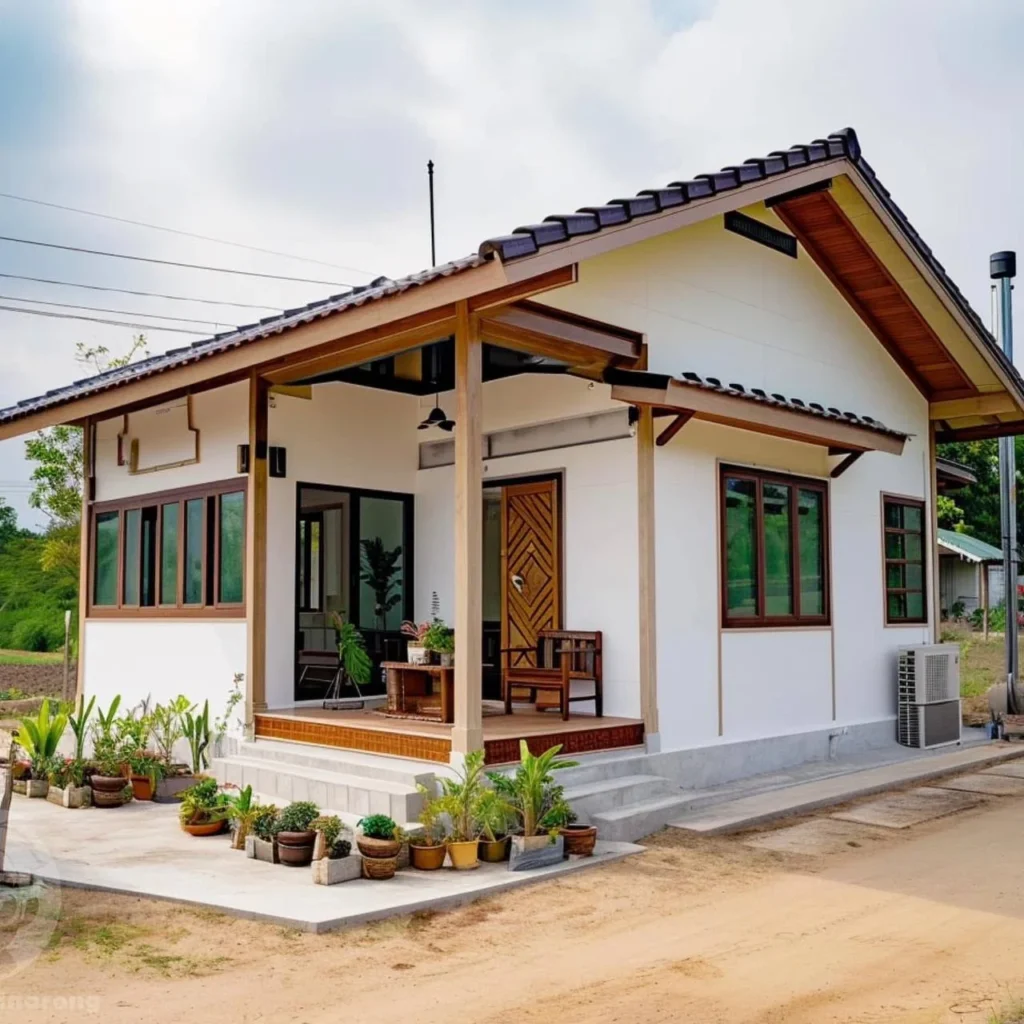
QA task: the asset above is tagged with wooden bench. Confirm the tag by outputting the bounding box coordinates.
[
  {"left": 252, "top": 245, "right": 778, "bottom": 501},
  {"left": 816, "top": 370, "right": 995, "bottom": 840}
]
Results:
[{"left": 501, "top": 630, "right": 603, "bottom": 721}]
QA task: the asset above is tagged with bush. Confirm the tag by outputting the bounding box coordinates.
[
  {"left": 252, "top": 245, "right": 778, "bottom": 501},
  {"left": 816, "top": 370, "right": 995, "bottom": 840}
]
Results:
[
  {"left": 8, "top": 612, "right": 65, "bottom": 652},
  {"left": 275, "top": 801, "right": 320, "bottom": 834},
  {"left": 358, "top": 813, "right": 398, "bottom": 840}
]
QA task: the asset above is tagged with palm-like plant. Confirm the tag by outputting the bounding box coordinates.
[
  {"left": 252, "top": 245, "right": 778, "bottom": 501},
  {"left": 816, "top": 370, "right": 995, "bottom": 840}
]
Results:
[
  {"left": 68, "top": 694, "right": 96, "bottom": 762},
  {"left": 330, "top": 613, "right": 371, "bottom": 691},
  {"left": 488, "top": 741, "right": 578, "bottom": 837},
  {"left": 436, "top": 749, "right": 490, "bottom": 842},
  {"left": 181, "top": 700, "right": 211, "bottom": 774},
  {"left": 225, "top": 784, "right": 258, "bottom": 849},
  {"left": 14, "top": 699, "right": 68, "bottom": 778}
]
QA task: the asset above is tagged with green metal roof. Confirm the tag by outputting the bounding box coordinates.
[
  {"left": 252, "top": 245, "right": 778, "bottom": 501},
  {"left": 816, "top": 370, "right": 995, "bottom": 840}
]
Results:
[{"left": 937, "top": 528, "right": 1002, "bottom": 563}]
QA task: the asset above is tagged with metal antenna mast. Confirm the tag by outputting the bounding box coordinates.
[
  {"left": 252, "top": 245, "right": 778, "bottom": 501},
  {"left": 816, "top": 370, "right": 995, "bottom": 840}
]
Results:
[{"left": 427, "top": 160, "right": 437, "bottom": 267}]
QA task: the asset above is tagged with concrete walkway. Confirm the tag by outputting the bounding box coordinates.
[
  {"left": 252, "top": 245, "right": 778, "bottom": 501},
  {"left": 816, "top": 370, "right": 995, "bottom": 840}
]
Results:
[
  {"left": 668, "top": 742, "right": 1024, "bottom": 835},
  {"left": 4, "top": 798, "right": 642, "bottom": 932}
]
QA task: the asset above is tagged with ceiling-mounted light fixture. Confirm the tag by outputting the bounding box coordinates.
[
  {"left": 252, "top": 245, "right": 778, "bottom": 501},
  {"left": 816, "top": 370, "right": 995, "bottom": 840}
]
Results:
[{"left": 418, "top": 386, "right": 455, "bottom": 432}]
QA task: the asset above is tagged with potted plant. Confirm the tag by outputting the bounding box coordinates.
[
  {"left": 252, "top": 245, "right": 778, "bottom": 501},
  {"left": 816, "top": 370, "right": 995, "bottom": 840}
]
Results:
[
  {"left": 423, "top": 620, "right": 455, "bottom": 668},
  {"left": 437, "top": 750, "right": 492, "bottom": 870},
  {"left": 13, "top": 699, "right": 68, "bottom": 798},
  {"left": 181, "top": 700, "right": 212, "bottom": 776},
  {"left": 274, "top": 801, "right": 320, "bottom": 866},
  {"left": 357, "top": 814, "right": 401, "bottom": 879},
  {"left": 46, "top": 757, "right": 92, "bottom": 808},
  {"left": 150, "top": 696, "right": 197, "bottom": 801},
  {"left": 408, "top": 785, "right": 447, "bottom": 870},
  {"left": 179, "top": 777, "right": 229, "bottom": 836},
  {"left": 477, "top": 788, "right": 513, "bottom": 862},
  {"left": 125, "top": 751, "right": 166, "bottom": 801},
  {"left": 225, "top": 784, "right": 258, "bottom": 850},
  {"left": 328, "top": 613, "right": 372, "bottom": 703},
  {"left": 400, "top": 620, "right": 431, "bottom": 665},
  {"left": 488, "top": 741, "right": 578, "bottom": 871},
  {"left": 312, "top": 833, "right": 358, "bottom": 885},
  {"left": 68, "top": 695, "right": 96, "bottom": 763},
  {"left": 248, "top": 804, "right": 280, "bottom": 863},
  {"left": 89, "top": 735, "right": 131, "bottom": 808}
]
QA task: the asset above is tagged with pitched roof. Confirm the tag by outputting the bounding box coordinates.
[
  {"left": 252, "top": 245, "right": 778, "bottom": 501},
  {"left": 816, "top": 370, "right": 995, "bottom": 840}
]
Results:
[
  {"left": 0, "top": 127, "right": 1015, "bottom": 430},
  {"left": 938, "top": 528, "right": 1003, "bottom": 563}
]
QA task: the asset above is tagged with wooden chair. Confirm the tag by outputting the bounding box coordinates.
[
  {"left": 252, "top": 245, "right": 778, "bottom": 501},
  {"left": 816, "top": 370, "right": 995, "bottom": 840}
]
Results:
[{"left": 501, "top": 630, "right": 603, "bottom": 721}]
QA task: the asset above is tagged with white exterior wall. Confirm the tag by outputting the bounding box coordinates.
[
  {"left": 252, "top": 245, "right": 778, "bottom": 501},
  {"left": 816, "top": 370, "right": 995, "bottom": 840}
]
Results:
[{"left": 548, "top": 207, "right": 932, "bottom": 752}]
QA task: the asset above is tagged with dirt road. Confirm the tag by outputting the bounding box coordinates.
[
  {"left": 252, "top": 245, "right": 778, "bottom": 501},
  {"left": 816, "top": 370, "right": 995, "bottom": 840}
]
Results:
[{"left": 5, "top": 794, "right": 1024, "bottom": 1023}]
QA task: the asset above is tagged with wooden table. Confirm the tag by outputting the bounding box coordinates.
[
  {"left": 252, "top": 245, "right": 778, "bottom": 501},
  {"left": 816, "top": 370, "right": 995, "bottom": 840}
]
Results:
[{"left": 381, "top": 662, "right": 454, "bottom": 723}]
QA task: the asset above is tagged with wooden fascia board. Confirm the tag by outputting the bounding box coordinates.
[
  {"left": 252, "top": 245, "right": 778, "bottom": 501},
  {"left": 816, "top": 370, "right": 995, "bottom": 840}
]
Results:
[
  {"left": 930, "top": 394, "right": 1018, "bottom": 420},
  {"left": 466, "top": 265, "right": 576, "bottom": 311},
  {"left": 479, "top": 316, "right": 620, "bottom": 374},
  {"left": 491, "top": 160, "right": 845, "bottom": 279},
  {"left": 936, "top": 419, "right": 1024, "bottom": 443},
  {"left": 845, "top": 168, "right": 1024, "bottom": 414},
  {"left": 610, "top": 381, "right": 906, "bottom": 455},
  {"left": 484, "top": 304, "right": 640, "bottom": 360}
]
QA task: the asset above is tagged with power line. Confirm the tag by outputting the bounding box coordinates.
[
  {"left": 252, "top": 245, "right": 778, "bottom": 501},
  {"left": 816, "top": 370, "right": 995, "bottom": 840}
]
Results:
[
  {"left": 0, "top": 190, "right": 375, "bottom": 277},
  {"left": 0, "top": 272, "right": 280, "bottom": 311},
  {"left": 0, "top": 235, "right": 355, "bottom": 287},
  {"left": 0, "top": 293, "right": 234, "bottom": 328},
  {"left": 0, "top": 304, "right": 208, "bottom": 335}
]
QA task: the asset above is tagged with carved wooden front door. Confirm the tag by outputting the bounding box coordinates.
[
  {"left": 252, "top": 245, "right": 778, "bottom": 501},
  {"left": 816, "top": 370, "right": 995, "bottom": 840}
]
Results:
[{"left": 501, "top": 479, "right": 561, "bottom": 681}]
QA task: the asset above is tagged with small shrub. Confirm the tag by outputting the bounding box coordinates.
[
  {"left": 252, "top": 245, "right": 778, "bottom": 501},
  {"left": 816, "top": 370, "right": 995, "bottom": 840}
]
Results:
[
  {"left": 310, "top": 815, "right": 343, "bottom": 849},
  {"left": 329, "top": 838, "right": 352, "bottom": 860},
  {"left": 275, "top": 801, "right": 320, "bottom": 834},
  {"left": 358, "top": 814, "right": 397, "bottom": 840},
  {"left": 250, "top": 804, "right": 279, "bottom": 842}
]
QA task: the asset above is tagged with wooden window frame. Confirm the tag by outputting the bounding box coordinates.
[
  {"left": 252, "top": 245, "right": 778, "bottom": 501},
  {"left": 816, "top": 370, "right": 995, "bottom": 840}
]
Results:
[
  {"left": 88, "top": 477, "right": 246, "bottom": 619},
  {"left": 719, "top": 464, "right": 831, "bottom": 629},
  {"left": 881, "top": 493, "right": 928, "bottom": 626},
  {"left": 297, "top": 510, "right": 325, "bottom": 613}
]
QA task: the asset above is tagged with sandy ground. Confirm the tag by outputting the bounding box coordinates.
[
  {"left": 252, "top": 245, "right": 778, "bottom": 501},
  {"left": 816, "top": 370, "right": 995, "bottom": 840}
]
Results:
[{"left": 5, "top": 793, "right": 1024, "bottom": 1024}]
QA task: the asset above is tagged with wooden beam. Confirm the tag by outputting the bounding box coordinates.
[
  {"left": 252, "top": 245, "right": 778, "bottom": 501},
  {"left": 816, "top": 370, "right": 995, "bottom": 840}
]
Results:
[
  {"left": 930, "top": 394, "right": 1018, "bottom": 420},
  {"left": 75, "top": 419, "right": 93, "bottom": 706},
  {"left": 829, "top": 450, "right": 863, "bottom": 478},
  {"left": 929, "top": 422, "right": 940, "bottom": 640},
  {"left": 466, "top": 265, "right": 577, "bottom": 312},
  {"left": 245, "top": 373, "right": 269, "bottom": 725},
  {"left": 636, "top": 406, "right": 659, "bottom": 741},
  {"left": 451, "top": 301, "right": 483, "bottom": 757},
  {"left": 656, "top": 411, "right": 694, "bottom": 446},
  {"left": 610, "top": 381, "right": 906, "bottom": 456},
  {"left": 936, "top": 419, "right": 1024, "bottom": 443},
  {"left": 269, "top": 384, "right": 312, "bottom": 400},
  {"left": 486, "top": 303, "right": 641, "bottom": 360}
]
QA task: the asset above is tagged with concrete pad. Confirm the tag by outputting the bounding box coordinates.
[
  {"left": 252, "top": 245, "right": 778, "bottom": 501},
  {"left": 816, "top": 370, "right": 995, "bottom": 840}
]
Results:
[
  {"left": 744, "top": 818, "right": 889, "bottom": 856},
  {"left": 934, "top": 772, "right": 1024, "bottom": 796},
  {"left": 668, "top": 743, "right": 1023, "bottom": 835},
  {"left": 3, "top": 798, "right": 642, "bottom": 933},
  {"left": 831, "top": 787, "right": 982, "bottom": 830},
  {"left": 981, "top": 761, "right": 1024, "bottom": 779}
]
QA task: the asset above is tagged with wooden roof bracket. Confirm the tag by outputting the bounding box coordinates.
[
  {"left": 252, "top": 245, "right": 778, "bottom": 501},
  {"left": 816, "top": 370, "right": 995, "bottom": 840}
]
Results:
[
  {"left": 829, "top": 450, "right": 864, "bottom": 478},
  {"left": 656, "top": 410, "right": 695, "bottom": 446}
]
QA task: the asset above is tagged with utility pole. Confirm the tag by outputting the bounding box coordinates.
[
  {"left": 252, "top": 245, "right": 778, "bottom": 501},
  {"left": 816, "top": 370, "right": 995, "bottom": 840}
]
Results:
[
  {"left": 992, "top": 250, "right": 1018, "bottom": 713},
  {"left": 427, "top": 160, "right": 437, "bottom": 268}
]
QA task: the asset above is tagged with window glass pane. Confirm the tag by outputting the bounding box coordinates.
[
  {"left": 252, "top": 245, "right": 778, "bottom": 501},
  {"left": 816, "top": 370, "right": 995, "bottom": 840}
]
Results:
[
  {"left": 885, "top": 532, "right": 905, "bottom": 559},
  {"left": 298, "top": 519, "right": 307, "bottom": 607},
  {"left": 888, "top": 592, "right": 907, "bottom": 620},
  {"left": 906, "top": 592, "right": 924, "bottom": 619},
  {"left": 887, "top": 563, "right": 907, "bottom": 589},
  {"left": 724, "top": 477, "right": 757, "bottom": 617},
  {"left": 161, "top": 503, "right": 179, "bottom": 605},
  {"left": 798, "top": 489, "right": 824, "bottom": 616},
  {"left": 905, "top": 563, "right": 923, "bottom": 590},
  {"left": 218, "top": 492, "right": 245, "bottom": 604},
  {"left": 762, "top": 483, "right": 792, "bottom": 616},
  {"left": 140, "top": 507, "right": 157, "bottom": 606},
  {"left": 123, "top": 508, "right": 141, "bottom": 605},
  {"left": 309, "top": 519, "right": 321, "bottom": 610},
  {"left": 358, "top": 496, "right": 405, "bottom": 631},
  {"left": 184, "top": 498, "right": 204, "bottom": 604},
  {"left": 94, "top": 512, "right": 119, "bottom": 606},
  {"left": 903, "top": 505, "right": 922, "bottom": 531},
  {"left": 904, "top": 531, "right": 922, "bottom": 561},
  {"left": 884, "top": 502, "right": 903, "bottom": 529}
]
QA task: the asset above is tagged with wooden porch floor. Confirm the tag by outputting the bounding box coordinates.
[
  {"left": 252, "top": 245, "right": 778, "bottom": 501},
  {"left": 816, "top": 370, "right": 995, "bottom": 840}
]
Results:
[{"left": 254, "top": 705, "right": 644, "bottom": 764}]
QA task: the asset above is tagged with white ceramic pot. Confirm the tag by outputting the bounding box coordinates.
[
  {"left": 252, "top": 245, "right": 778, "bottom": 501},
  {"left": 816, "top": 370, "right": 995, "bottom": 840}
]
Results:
[{"left": 407, "top": 644, "right": 428, "bottom": 665}]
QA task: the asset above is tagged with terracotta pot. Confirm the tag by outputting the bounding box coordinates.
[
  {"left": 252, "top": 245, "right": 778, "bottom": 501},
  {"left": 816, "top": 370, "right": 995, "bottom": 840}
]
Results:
[
  {"left": 357, "top": 835, "right": 402, "bottom": 859},
  {"left": 560, "top": 824, "right": 598, "bottom": 857},
  {"left": 182, "top": 820, "right": 227, "bottom": 837},
  {"left": 409, "top": 842, "right": 446, "bottom": 871},
  {"left": 90, "top": 774, "right": 128, "bottom": 808},
  {"left": 478, "top": 836, "right": 511, "bottom": 863},
  {"left": 277, "top": 829, "right": 317, "bottom": 866},
  {"left": 130, "top": 775, "right": 155, "bottom": 801},
  {"left": 446, "top": 839, "right": 480, "bottom": 871},
  {"left": 154, "top": 774, "right": 196, "bottom": 803},
  {"left": 362, "top": 855, "right": 398, "bottom": 880}
]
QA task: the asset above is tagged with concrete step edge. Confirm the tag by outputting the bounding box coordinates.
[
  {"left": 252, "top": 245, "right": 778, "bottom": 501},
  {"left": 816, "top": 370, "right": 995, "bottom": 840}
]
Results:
[
  {"left": 562, "top": 775, "right": 675, "bottom": 800},
  {"left": 591, "top": 793, "right": 696, "bottom": 824},
  {"left": 212, "top": 757, "right": 420, "bottom": 796}
]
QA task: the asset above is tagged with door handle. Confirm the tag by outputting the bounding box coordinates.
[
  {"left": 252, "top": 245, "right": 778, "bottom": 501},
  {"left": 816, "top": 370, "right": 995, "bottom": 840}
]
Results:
[{"left": 511, "top": 573, "right": 524, "bottom": 594}]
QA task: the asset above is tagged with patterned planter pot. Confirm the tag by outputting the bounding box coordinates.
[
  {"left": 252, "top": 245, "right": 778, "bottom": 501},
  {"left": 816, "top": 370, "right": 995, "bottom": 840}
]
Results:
[
  {"left": 508, "top": 834, "right": 564, "bottom": 872},
  {"left": 312, "top": 855, "right": 363, "bottom": 885},
  {"left": 46, "top": 785, "right": 92, "bottom": 809}
]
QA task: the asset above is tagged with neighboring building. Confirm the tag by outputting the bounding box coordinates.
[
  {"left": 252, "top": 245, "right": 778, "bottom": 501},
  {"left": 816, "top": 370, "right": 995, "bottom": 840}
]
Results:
[
  {"left": 938, "top": 527, "right": 1003, "bottom": 623},
  {"left": 3, "top": 127, "right": 1024, "bottom": 819}
]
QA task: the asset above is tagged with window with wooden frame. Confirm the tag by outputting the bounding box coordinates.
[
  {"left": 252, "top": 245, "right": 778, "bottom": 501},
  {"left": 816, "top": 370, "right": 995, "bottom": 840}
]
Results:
[
  {"left": 882, "top": 495, "right": 927, "bottom": 624},
  {"left": 720, "top": 466, "right": 830, "bottom": 627},
  {"left": 89, "top": 479, "right": 246, "bottom": 617},
  {"left": 297, "top": 511, "right": 324, "bottom": 613}
]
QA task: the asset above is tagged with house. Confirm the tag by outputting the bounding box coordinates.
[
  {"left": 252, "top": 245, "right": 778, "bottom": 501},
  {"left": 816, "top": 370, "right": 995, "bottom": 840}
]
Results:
[
  {"left": 938, "top": 528, "right": 1003, "bottom": 629},
  {"left": 3, "top": 128, "right": 1023, "bottom": 834}
]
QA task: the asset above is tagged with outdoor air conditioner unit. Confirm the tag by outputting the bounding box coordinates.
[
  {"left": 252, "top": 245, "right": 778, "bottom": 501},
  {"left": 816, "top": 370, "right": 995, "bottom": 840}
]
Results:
[
  {"left": 897, "top": 700, "right": 962, "bottom": 749},
  {"left": 898, "top": 644, "right": 960, "bottom": 704}
]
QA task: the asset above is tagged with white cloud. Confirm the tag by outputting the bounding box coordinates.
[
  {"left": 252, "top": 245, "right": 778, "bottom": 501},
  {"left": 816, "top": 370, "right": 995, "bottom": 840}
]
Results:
[{"left": 1, "top": 0, "right": 1022, "bottom": 525}]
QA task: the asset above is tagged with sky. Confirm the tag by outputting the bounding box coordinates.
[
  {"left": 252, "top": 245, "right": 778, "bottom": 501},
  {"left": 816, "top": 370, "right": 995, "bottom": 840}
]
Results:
[{"left": 1, "top": 0, "right": 1023, "bottom": 528}]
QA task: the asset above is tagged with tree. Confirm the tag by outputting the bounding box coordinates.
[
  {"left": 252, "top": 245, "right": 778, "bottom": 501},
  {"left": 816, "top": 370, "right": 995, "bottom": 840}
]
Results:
[
  {"left": 0, "top": 499, "right": 19, "bottom": 549},
  {"left": 937, "top": 438, "right": 1024, "bottom": 549}
]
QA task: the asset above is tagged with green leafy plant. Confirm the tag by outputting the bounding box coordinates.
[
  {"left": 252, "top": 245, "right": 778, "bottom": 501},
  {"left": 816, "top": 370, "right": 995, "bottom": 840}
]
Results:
[
  {"left": 150, "top": 695, "right": 192, "bottom": 766},
  {"left": 329, "top": 613, "right": 371, "bottom": 691},
  {"left": 48, "top": 756, "right": 86, "bottom": 789},
  {"left": 68, "top": 694, "right": 96, "bottom": 762},
  {"left": 214, "top": 675, "right": 243, "bottom": 746},
  {"left": 250, "top": 804, "right": 280, "bottom": 842},
  {"left": 488, "top": 741, "right": 578, "bottom": 838},
  {"left": 476, "top": 787, "right": 515, "bottom": 842},
  {"left": 90, "top": 735, "right": 124, "bottom": 777},
  {"left": 435, "top": 750, "right": 490, "bottom": 842},
  {"left": 423, "top": 620, "right": 454, "bottom": 655},
  {"left": 328, "top": 838, "right": 352, "bottom": 859},
  {"left": 275, "top": 801, "right": 320, "bottom": 834},
  {"left": 0, "top": 686, "right": 29, "bottom": 701},
  {"left": 14, "top": 698, "right": 68, "bottom": 778},
  {"left": 181, "top": 700, "right": 211, "bottom": 774},
  {"left": 412, "top": 784, "right": 446, "bottom": 845},
  {"left": 358, "top": 814, "right": 398, "bottom": 840},
  {"left": 359, "top": 536, "right": 403, "bottom": 630},
  {"left": 93, "top": 695, "right": 122, "bottom": 742},
  {"left": 310, "top": 814, "right": 344, "bottom": 850},
  {"left": 224, "top": 784, "right": 258, "bottom": 849},
  {"left": 178, "top": 777, "right": 229, "bottom": 827},
  {"left": 128, "top": 751, "right": 167, "bottom": 786},
  {"left": 115, "top": 708, "right": 152, "bottom": 757}
]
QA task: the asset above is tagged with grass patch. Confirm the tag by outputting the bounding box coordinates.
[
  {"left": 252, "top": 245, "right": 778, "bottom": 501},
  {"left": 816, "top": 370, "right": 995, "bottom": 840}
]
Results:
[
  {"left": 990, "top": 1000, "right": 1024, "bottom": 1023},
  {"left": 129, "top": 944, "right": 231, "bottom": 978},
  {"left": 940, "top": 625, "right": 1024, "bottom": 698},
  {"left": 46, "top": 916, "right": 148, "bottom": 955},
  {"left": 0, "top": 648, "right": 63, "bottom": 666}
]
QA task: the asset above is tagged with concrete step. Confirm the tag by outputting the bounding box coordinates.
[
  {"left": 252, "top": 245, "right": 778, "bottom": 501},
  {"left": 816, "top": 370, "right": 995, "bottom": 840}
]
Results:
[
  {"left": 591, "top": 794, "right": 700, "bottom": 843},
  {"left": 233, "top": 739, "right": 437, "bottom": 787},
  {"left": 556, "top": 753, "right": 657, "bottom": 787},
  {"left": 211, "top": 755, "right": 423, "bottom": 823},
  {"left": 563, "top": 774, "right": 677, "bottom": 818}
]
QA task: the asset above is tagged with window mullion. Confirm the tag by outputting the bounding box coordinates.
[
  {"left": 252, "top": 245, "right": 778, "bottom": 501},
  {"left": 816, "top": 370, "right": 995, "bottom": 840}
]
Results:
[
  {"left": 756, "top": 477, "right": 765, "bottom": 622},
  {"left": 791, "top": 486, "right": 801, "bottom": 621}
]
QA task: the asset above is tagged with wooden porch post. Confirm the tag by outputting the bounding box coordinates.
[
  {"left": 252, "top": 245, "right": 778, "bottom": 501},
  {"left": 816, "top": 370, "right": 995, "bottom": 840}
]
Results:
[
  {"left": 75, "top": 418, "right": 93, "bottom": 706},
  {"left": 636, "top": 406, "right": 660, "bottom": 747},
  {"left": 246, "top": 372, "right": 269, "bottom": 727},
  {"left": 452, "top": 301, "right": 484, "bottom": 757}
]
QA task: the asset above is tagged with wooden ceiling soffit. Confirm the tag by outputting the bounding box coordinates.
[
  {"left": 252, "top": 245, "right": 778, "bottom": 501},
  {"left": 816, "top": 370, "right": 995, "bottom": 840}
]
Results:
[
  {"left": 610, "top": 380, "right": 906, "bottom": 455},
  {"left": 935, "top": 418, "right": 1024, "bottom": 443},
  {"left": 773, "top": 190, "right": 975, "bottom": 401}
]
